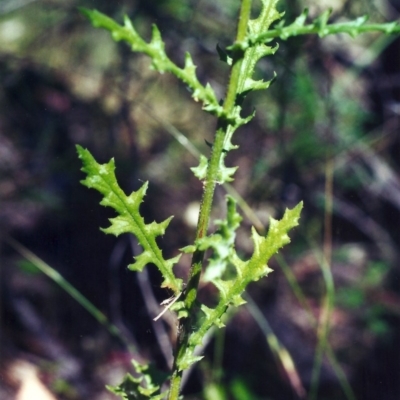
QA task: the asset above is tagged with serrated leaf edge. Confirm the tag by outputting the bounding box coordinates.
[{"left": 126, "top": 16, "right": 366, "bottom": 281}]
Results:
[{"left": 77, "top": 145, "right": 182, "bottom": 294}]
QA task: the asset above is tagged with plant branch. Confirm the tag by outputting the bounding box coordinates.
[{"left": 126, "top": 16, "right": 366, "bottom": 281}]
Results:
[{"left": 250, "top": 10, "right": 400, "bottom": 44}]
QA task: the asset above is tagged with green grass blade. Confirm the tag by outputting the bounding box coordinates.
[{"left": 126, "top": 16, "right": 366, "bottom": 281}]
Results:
[{"left": 5, "top": 235, "right": 136, "bottom": 353}]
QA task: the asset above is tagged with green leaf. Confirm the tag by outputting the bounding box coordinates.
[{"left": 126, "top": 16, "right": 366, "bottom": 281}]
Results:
[
  {"left": 174, "top": 198, "right": 302, "bottom": 372},
  {"left": 107, "top": 360, "right": 168, "bottom": 400},
  {"left": 80, "top": 8, "right": 222, "bottom": 118},
  {"left": 249, "top": 0, "right": 283, "bottom": 36},
  {"left": 242, "top": 75, "right": 275, "bottom": 94},
  {"left": 190, "top": 155, "right": 208, "bottom": 180},
  {"left": 177, "top": 349, "right": 204, "bottom": 371},
  {"left": 201, "top": 304, "right": 225, "bottom": 328},
  {"left": 242, "top": 202, "right": 303, "bottom": 281},
  {"left": 186, "top": 201, "right": 302, "bottom": 354},
  {"left": 198, "top": 196, "right": 242, "bottom": 281},
  {"left": 216, "top": 155, "right": 238, "bottom": 183},
  {"left": 250, "top": 7, "right": 400, "bottom": 44},
  {"left": 314, "top": 8, "right": 333, "bottom": 37},
  {"left": 291, "top": 8, "right": 309, "bottom": 28},
  {"left": 180, "top": 245, "right": 197, "bottom": 254},
  {"left": 77, "top": 145, "right": 182, "bottom": 294}
]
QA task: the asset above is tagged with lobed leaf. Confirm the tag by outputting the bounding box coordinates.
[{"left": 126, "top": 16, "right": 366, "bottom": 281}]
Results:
[
  {"left": 201, "top": 304, "right": 225, "bottom": 328},
  {"left": 177, "top": 349, "right": 204, "bottom": 371},
  {"left": 250, "top": 8, "right": 400, "bottom": 43},
  {"left": 190, "top": 155, "right": 208, "bottom": 181},
  {"left": 216, "top": 154, "right": 238, "bottom": 184},
  {"left": 197, "top": 196, "right": 242, "bottom": 281},
  {"left": 235, "top": 1, "right": 281, "bottom": 100},
  {"left": 77, "top": 145, "right": 182, "bottom": 294},
  {"left": 184, "top": 199, "right": 302, "bottom": 359},
  {"left": 107, "top": 360, "right": 168, "bottom": 400},
  {"left": 206, "top": 0, "right": 282, "bottom": 185},
  {"left": 80, "top": 8, "right": 222, "bottom": 117}
]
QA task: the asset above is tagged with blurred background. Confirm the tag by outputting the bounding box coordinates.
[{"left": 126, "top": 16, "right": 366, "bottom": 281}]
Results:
[{"left": 1, "top": 0, "right": 400, "bottom": 399}]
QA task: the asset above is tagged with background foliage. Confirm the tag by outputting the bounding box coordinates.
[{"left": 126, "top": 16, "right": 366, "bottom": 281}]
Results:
[{"left": 1, "top": 0, "right": 400, "bottom": 399}]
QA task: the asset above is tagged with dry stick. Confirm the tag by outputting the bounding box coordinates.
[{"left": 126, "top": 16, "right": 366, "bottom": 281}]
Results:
[{"left": 154, "top": 292, "right": 183, "bottom": 322}]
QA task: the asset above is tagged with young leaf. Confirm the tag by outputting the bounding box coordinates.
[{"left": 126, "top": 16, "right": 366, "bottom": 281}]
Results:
[
  {"left": 197, "top": 195, "right": 242, "bottom": 281},
  {"left": 77, "top": 145, "right": 182, "bottom": 294},
  {"left": 216, "top": 153, "right": 238, "bottom": 184},
  {"left": 107, "top": 360, "right": 168, "bottom": 400},
  {"left": 190, "top": 155, "right": 208, "bottom": 181},
  {"left": 237, "top": 0, "right": 282, "bottom": 99},
  {"left": 199, "top": 0, "right": 283, "bottom": 187}
]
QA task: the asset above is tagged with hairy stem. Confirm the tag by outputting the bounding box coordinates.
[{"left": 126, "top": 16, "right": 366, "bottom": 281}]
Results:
[{"left": 167, "top": 1, "right": 252, "bottom": 398}]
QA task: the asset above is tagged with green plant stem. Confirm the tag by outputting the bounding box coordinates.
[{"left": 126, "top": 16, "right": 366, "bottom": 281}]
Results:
[
  {"left": 252, "top": 20, "right": 400, "bottom": 44},
  {"left": 167, "top": 2, "right": 252, "bottom": 399},
  {"left": 223, "top": 0, "right": 251, "bottom": 112}
]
